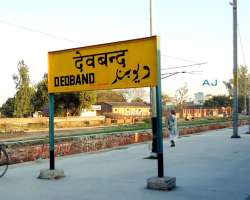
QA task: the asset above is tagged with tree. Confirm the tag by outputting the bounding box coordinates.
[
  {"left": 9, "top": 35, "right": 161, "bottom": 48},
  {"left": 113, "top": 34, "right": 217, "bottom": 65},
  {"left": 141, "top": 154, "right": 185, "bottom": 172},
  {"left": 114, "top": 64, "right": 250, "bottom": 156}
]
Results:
[
  {"left": 0, "top": 97, "right": 15, "bottom": 117},
  {"left": 174, "top": 83, "right": 188, "bottom": 109},
  {"left": 13, "top": 60, "right": 34, "bottom": 117},
  {"left": 131, "top": 97, "right": 144, "bottom": 103},
  {"left": 96, "top": 90, "right": 127, "bottom": 103},
  {"left": 78, "top": 91, "right": 97, "bottom": 110},
  {"left": 31, "top": 73, "right": 48, "bottom": 111},
  {"left": 55, "top": 93, "right": 80, "bottom": 116},
  {"left": 238, "top": 65, "right": 250, "bottom": 112},
  {"left": 223, "top": 65, "right": 250, "bottom": 112},
  {"left": 203, "top": 95, "right": 231, "bottom": 108},
  {"left": 54, "top": 91, "right": 97, "bottom": 116}
]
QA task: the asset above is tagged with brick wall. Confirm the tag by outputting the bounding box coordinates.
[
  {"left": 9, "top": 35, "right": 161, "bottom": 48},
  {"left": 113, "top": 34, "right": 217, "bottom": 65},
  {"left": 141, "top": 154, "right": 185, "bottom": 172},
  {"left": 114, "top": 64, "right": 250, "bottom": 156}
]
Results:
[{"left": 5, "top": 121, "right": 246, "bottom": 165}]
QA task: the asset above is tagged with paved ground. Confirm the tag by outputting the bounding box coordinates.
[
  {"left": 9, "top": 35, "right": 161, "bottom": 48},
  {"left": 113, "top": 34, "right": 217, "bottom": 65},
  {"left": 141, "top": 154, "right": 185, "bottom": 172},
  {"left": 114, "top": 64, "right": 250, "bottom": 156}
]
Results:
[{"left": 1, "top": 126, "right": 250, "bottom": 200}]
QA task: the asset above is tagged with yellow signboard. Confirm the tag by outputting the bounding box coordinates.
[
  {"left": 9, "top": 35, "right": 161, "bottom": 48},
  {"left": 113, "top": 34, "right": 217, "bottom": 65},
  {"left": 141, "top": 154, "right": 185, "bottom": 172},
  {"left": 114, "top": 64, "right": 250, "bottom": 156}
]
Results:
[{"left": 48, "top": 36, "right": 158, "bottom": 93}]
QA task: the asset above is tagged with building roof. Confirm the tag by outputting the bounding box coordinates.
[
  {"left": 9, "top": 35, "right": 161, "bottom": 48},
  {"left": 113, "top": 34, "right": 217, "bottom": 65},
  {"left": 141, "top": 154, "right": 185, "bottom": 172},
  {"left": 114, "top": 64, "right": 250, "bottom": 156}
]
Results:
[{"left": 101, "top": 102, "right": 150, "bottom": 108}]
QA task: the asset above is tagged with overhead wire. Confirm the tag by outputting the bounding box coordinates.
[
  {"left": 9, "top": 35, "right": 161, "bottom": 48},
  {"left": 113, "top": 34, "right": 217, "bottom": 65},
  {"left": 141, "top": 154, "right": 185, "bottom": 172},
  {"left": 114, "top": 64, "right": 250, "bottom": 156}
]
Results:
[
  {"left": 161, "top": 62, "right": 206, "bottom": 79},
  {"left": 0, "top": 19, "right": 207, "bottom": 81},
  {"left": 0, "top": 19, "right": 209, "bottom": 70},
  {"left": 161, "top": 62, "right": 207, "bottom": 71},
  {"left": 160, "top": 54, "right": 199, "bottom": 63},
  {"left": 0, "top": 19, "right": 84, "bottom": 45},
  {"left": 237, "top": 24, "right": 247, "bottom": 66},
  {"left": 161, "top": 70, "right": 202, "bottom": 79}
]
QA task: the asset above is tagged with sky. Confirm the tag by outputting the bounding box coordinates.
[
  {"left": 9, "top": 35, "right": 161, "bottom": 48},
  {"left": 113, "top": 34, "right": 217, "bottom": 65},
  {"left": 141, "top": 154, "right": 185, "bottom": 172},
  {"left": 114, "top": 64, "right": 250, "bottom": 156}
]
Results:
[{"left": 0, "top": 0, "right": 249, "bottom": 105}]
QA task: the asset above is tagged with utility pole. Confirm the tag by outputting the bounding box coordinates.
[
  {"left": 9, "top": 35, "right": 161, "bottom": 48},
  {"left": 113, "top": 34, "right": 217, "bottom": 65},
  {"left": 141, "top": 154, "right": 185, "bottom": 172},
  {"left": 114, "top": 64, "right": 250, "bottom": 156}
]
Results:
[
  {"left": 149, "top": 0, "right": 158, "bottom": 158},
  {"left": 249, "top": 95, "right": 250, "bottom": 134},
  {"left": 246, "top": 94, "right": 250, "bottom": 134},
  {"left": 231, "top": 0, "right": 240, "bottom": 138}
]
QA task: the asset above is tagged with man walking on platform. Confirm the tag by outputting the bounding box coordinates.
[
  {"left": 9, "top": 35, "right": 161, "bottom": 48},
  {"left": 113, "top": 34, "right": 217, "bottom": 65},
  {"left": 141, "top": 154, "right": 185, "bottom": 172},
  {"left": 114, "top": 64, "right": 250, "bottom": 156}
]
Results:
[{"left": 167, "top": 110, "right": 178, "bottom": 147}]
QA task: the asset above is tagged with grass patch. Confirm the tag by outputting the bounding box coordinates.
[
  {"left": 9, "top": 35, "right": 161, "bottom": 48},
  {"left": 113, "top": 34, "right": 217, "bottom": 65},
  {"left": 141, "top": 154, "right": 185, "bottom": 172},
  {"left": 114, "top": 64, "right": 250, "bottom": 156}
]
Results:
[{"left": 1, "top": 116, "right": 248, "bottom": 141}]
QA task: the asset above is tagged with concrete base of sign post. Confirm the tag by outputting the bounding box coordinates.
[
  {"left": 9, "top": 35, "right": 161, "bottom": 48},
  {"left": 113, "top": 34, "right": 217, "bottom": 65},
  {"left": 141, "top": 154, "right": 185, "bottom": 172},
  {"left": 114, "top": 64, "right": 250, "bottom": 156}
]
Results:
[
  {"left": 231, "top": 135, "right": 241, "bottom": 138},
  {"left": 38, "top": 169, "right": 65, "bottom": 180},
  {"left": 147, "top": 176, "right": 176, "bottom": 191}
]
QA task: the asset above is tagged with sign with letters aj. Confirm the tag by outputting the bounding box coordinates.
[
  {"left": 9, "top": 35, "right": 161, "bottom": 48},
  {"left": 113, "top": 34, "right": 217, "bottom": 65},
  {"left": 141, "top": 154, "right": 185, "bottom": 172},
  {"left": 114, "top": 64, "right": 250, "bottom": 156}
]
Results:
[{"left": 48, "top": 36, "right": 157, "bottom": 93}]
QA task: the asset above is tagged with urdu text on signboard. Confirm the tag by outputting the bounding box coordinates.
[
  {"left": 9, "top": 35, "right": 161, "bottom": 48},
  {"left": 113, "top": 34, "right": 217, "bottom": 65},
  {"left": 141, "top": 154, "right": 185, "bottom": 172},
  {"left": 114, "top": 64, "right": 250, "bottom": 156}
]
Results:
[{"left": 48, "top": 36, "right": 158, "bottom": 93}]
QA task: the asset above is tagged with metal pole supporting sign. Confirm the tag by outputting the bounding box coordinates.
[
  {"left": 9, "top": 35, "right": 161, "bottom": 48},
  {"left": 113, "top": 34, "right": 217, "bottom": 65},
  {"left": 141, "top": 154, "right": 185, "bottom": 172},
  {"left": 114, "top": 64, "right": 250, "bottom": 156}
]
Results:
[
  {"left": 147, "top": 37, "right": 176, "bottom": 190},
  {"left": 49, "top": 93, "right": 55, "bottom": 170},
  {"left": 155, "top": 39, "right": 164, "bottom": 177},
  {"left": 38, "top": 93, "right": 65, "bottom": 179}
]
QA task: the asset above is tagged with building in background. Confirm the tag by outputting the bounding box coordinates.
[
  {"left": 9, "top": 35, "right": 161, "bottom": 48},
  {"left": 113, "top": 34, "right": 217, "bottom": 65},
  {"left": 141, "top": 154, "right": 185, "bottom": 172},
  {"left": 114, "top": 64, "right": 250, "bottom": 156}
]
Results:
[
  {"left": 194, "top": 92, "right": 204, "bottom": 105},
  {"left": 98, "top": 102, "right": 150, "bottom": 117},
  {"left": 80, "top": 105, "right": 101, "bottom": 117}
]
